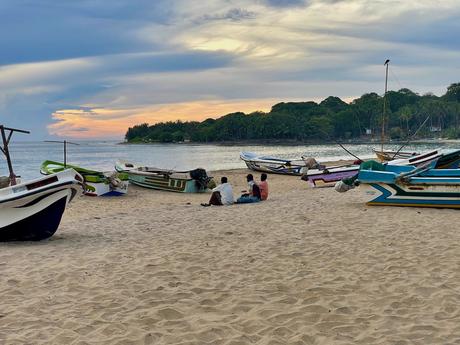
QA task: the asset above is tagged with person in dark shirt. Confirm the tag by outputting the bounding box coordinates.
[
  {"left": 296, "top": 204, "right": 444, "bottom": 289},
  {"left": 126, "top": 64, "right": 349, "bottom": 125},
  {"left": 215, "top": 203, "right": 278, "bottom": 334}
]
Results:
[{"left": 236, "top": 174, "right": 261, "bottom": 204}]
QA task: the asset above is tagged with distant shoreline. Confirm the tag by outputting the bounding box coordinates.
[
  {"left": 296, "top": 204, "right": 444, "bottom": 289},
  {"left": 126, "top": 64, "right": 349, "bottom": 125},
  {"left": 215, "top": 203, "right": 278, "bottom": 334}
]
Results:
[{"left": 119, "top": 137, "right": 455, "bottom": 146}]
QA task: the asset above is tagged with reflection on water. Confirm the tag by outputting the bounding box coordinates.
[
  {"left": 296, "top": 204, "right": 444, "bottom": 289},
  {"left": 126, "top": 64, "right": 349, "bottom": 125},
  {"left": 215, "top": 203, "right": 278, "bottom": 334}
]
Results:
[{"left": 0, "top": 140, "right": 458, "bottom": 180}]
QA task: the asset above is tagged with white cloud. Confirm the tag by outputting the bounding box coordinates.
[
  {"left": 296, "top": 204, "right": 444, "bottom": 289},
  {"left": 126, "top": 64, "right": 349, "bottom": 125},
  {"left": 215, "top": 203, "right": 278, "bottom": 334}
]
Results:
[{"left": 1, "top": 0, "right": 460, "bottom": 138}]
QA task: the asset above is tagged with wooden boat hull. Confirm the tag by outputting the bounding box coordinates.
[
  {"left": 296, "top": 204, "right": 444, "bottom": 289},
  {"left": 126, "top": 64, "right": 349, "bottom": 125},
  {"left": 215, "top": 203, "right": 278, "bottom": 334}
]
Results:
[
  {"left": 302, "top": 165, "right": 359, "bottom": 187},
  {"left": 240, "top": 152, "right": 306, "bottom": 176},
  {"left": 389, "top": 149, "right": 460, "bottom": 169},
  {"left": 242, "top": 160, "right": 304, "bottom": 175},
  {"left": 0, "top": 170, "right": 82, "bottom": 241},
  {"left": 128, "top": 171, "right": 206, "bottom": 193},
  {"left": 116, "top": 161, "right": 213, "bottom": 193},
  {"left": 357, "top": 159, "right": 460, "bottom": 208},
  {"left": 374, "top": 149, "right": 417, "bottom": 162},
  {"left": 363, "top": 182, "right": 460, "bottom": 208},
  {"left": 83, "top": 179, "right": 128, "bottom": 197}
]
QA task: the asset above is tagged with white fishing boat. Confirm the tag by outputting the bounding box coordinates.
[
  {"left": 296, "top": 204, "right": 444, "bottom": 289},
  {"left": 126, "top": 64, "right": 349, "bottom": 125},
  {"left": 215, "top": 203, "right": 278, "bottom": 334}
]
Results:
[
  {"left": 240, "top": 151, "right": 317, "bottom": 176},
  {"left": 0, "top": 126, "right": 83, "bottom": 241},
  {"left": 115, "top": 161, "right": 214, "bottom": 193},
  {"left": 0, "top": 170, "right": 83, "bottom": 241},
  {"left": 389, "top": 149, "right": 460, "bottom": 169}
]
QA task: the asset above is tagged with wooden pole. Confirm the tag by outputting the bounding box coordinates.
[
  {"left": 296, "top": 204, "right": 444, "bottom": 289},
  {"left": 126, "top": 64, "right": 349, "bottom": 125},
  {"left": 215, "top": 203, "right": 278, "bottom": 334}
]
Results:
[
  {"left": 381, "top": 59, "right": 390, "bottom": 152},
  {"left": 0, "top": 125, "right": 29, "bottom": 186},
  {"left": 0, "top": 126, "right": 16, "bottom": 185},
  {"left": 44, "top": 140, "right": 79, "bottom": 167}
]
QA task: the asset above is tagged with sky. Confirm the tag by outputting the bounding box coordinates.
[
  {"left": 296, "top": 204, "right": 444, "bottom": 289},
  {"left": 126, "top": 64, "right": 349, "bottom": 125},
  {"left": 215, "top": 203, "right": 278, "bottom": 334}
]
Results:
[{"left": 1, "top": 0, "right": 460, "bottom": 140}]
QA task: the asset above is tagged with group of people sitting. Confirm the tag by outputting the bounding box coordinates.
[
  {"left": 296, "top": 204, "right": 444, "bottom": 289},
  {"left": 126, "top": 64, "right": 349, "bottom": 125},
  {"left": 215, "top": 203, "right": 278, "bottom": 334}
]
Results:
[{"left": 201, "top": 173, "right": 268, "bottom": 206}]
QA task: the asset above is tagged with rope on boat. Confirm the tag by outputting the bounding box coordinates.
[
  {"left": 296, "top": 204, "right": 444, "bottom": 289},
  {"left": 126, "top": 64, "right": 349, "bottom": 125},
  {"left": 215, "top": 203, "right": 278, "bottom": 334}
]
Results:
[
  {"left": 391, "top": 115, "right": 430, "bottom": 160},
  {"left": 318, "top": 129, "right": 363, "bottom": 162}
]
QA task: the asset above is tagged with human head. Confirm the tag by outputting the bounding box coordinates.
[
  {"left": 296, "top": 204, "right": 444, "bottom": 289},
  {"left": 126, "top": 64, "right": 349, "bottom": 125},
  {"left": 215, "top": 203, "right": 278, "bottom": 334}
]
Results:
[
  {"left": 261, "top": 173, "right": 267, "bottom": 181},
  {"left": 221, "top": 176, "right": 228, "bottom": 184},
  {"left": 246, "top": 174, "right": 254, "bottom": 182}
]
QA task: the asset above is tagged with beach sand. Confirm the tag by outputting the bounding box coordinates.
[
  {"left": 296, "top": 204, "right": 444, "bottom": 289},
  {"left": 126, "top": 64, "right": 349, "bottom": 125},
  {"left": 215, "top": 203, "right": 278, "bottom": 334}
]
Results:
[{"left": 1, "top": 167, "right": 460, "bottom": 344}]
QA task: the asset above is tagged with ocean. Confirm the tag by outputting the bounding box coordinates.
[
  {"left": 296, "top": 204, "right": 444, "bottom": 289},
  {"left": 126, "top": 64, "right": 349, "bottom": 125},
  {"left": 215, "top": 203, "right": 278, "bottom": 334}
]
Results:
[{"left": 0, "top": 140, "right": 456, "bottom": 180}]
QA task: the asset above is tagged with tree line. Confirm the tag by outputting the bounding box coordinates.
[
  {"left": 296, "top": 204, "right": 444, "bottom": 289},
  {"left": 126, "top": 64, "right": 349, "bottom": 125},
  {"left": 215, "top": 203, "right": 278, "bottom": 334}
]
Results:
[{"left": 125, "top": 83, "right": 460, "bottom": 143}]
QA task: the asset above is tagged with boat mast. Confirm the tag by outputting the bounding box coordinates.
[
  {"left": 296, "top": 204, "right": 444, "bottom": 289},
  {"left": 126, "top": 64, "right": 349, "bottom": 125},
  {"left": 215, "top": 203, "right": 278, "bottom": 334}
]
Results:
[
  {"left": 44, "top": 140, "right": 79, "bottom": 167},
  {"left": 381, "top": 59, "right": 390, "bottom": 152},
  {"left": 0, "top": 125, "right": 30, "bottom": 185}
]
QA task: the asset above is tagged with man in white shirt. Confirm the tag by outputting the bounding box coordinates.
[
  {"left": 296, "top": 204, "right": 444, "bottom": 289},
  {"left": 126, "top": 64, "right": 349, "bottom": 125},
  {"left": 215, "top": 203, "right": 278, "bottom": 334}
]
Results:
[{"left": 201, "top": 176, "right": 234, "bottom": 206}]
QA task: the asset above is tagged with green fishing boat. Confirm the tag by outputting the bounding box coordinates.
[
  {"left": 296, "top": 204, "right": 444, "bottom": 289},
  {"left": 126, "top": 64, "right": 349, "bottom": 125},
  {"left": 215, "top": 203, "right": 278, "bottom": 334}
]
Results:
[
  {"left": 115, "top": 160, "right": 214, "bottom": 193},
  {"left": 41, "top": 160, "right": 129, "bottom": 196}
]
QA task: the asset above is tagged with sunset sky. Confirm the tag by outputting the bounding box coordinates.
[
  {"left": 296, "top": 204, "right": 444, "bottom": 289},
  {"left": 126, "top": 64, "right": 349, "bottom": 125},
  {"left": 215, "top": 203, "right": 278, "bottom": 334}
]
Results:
[{"left": 1, "top": 0, "right": 460, "bottom": 139}]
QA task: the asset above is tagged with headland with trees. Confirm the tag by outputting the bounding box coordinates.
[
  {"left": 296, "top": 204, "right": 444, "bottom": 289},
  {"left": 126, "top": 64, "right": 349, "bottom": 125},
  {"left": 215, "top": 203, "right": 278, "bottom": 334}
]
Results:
[{"left": 125, "top": 83, "right": 460, "bottom": 144}]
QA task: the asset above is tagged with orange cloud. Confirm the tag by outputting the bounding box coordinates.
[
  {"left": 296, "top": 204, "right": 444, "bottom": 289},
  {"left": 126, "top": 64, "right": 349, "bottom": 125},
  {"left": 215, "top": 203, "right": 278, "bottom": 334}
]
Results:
[{"left": 47, "top": 99, "right": 281, "bottom": 138}]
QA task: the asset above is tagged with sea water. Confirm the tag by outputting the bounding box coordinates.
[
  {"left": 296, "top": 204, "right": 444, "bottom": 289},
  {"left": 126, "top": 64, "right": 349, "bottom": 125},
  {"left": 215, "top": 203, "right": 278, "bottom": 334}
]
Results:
[{"left": 0, "top": 140, "right": 456, "bottom": 180}]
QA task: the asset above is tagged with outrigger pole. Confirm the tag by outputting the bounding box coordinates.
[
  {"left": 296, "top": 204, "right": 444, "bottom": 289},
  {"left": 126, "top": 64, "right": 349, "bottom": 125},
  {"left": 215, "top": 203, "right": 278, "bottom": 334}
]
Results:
[
  {"left": 381, "top": 59, "right": 390, "bottom": 152},
  {"left": 44, "top": 140, "right": 79, "bottom": 168},
  {"left": 0, "top": 125, "right": 30, "bottom": 186}
]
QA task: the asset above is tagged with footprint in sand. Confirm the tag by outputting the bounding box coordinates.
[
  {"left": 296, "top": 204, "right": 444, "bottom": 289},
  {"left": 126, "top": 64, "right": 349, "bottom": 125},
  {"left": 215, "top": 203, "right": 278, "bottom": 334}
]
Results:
[{"left": 157, "top": 307, "right": 184, "bottom": 320}]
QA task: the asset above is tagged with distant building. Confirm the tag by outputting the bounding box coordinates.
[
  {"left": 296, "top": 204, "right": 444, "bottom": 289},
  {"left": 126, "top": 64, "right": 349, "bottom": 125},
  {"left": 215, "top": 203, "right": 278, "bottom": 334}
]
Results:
[
  {"left": 430, "top": 126, "right": 441, "bottom": 132},
  {"left": 365, "top": 128, "right": 372, "bottom": 135}
]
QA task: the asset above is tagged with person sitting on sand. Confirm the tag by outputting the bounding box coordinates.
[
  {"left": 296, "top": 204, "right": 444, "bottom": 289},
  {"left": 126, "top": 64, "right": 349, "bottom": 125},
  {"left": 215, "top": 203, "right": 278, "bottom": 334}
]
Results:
[
  {"left": 201, "top": 176, "right": 234, "bottom": 206},
  {"left": 236, "top": 174, "right": 261, "bottom": 204},
  {"left": 258, "top": 173, "right": 269, "bottom": 201}
]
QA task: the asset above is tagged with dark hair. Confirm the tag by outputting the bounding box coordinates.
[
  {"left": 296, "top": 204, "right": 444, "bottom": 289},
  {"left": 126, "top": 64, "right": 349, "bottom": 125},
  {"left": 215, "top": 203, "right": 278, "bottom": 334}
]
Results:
[
  {"left": 261, "top": 173, "right": 267, "bottom": 181},
  {"left": 246, "top": 174, "right": 254, "bottom": 181},
  {"left": 221, "top": 176, "right": 228, "bottom": 184}
]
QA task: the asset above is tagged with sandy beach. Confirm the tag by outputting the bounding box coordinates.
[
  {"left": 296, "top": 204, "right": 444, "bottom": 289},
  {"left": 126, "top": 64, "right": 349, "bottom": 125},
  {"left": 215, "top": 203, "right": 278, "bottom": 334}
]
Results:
[{"left": 1, "top": 167, "right": 460, "bottom": 344}]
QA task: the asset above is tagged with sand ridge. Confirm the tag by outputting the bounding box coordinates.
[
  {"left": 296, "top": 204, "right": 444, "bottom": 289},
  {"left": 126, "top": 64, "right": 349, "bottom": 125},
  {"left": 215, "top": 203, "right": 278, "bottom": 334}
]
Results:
[{"left": 1, "top": 168, "right": 460, "bottom": 344}]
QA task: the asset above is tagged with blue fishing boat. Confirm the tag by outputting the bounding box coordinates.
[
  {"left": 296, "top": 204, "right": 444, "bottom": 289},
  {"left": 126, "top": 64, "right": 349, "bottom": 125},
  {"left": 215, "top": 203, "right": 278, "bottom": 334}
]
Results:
[{"left": 352, "top": 160, "right": 460, "bottom": 208}]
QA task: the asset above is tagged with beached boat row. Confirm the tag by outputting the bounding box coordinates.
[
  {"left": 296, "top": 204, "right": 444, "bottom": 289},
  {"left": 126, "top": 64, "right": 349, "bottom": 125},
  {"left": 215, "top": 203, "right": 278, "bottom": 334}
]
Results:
[
  {"left": 242, "top": 148, "right": 460, "bottom": 209},
  {"left": 4, "top": 122, "right": 460, "bottom": 243},
  {"left": 0, "top": 125, "right": 216, "bottom": 242},
  {"left": 241, "top": 149, "right": 460, "bottom": 187},
  {"left": 240, "top": 151, "right": 361, "bottom": 187}
]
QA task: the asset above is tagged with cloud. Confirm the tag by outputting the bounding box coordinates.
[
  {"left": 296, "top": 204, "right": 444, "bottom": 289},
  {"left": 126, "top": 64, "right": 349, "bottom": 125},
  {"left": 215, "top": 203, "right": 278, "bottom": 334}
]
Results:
[
  {"left": 1, "top": 0, "right": 460, "bottom": 139},
  {"left": 200, "top": 8, "right": 256, "bottom": 22},
  {"left": 47, "top": 99, "right": 277, "bottom": 138},
  {"left": 262, "top": 0, "right": 307, "bottom": 7},
  {"left": 0, "top": 0, "right": 175, "bottom": 66}
]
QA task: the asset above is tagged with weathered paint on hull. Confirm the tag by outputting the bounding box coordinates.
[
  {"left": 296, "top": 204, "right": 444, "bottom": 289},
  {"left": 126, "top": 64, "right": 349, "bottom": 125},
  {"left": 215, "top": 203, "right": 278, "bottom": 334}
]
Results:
[
  {"left": 374, "top": 150, "right": 416, "bottom": 162},
  {"left": 363, "top": 183, "right": 460, "bottom": 209},
  {"left": 0, "top": 196, "right": 67, "bottom": 241},
  {"left": 128, "top": 173, "right": 206, "bottom": 193},
  {"left": 243, "top": 161, "right": 304, "bottom": 176},
  {"left": 84, "top": 180, "right": 129, "bottom": 196},
  {"left": 306, "top": 169, "right": 359, "bottom": 187}
]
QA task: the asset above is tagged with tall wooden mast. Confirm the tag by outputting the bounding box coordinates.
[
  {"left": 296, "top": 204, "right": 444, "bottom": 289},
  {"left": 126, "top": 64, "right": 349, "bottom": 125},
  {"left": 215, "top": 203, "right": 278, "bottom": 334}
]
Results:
[{"left": 381, "top": 59, "right": 390, "bottom": 151}]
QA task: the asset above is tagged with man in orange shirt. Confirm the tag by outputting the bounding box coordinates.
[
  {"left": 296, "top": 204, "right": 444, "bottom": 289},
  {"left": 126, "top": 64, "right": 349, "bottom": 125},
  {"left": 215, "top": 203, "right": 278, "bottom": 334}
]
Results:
[{"left": 259, "top": 173, "right": 268, "bottom": 201}]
